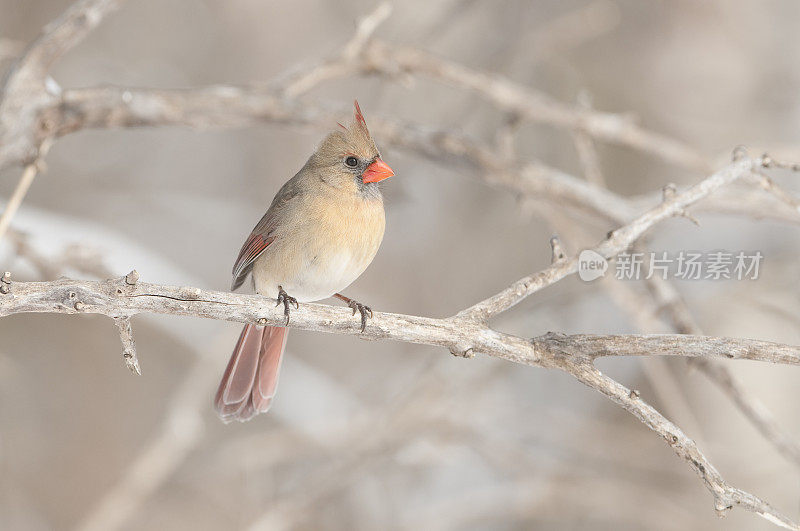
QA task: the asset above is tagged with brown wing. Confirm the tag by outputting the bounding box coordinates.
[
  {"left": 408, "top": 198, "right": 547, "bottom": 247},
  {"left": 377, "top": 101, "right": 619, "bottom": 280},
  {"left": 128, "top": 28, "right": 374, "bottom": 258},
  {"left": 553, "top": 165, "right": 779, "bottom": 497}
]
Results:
[
  {"left": 231, "top": 227, "right": 275, "bottom": 290},
  {"left": 230, "top": 173, "right": 304, "bottom": 291}
]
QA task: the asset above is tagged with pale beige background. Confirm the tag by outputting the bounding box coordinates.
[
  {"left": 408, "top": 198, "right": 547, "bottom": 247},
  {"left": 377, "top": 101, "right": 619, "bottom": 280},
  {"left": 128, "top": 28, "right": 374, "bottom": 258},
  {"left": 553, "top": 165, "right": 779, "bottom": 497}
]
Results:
[{"left": 1, "top": 1, "right": 800, "bottom": 530}]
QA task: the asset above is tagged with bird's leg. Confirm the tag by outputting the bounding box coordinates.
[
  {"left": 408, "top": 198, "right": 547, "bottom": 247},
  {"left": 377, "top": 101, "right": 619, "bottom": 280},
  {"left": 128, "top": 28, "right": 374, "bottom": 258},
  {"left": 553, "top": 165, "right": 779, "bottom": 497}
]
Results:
[
  {"left": 276, "top": 286, "right": 299, "bottom": 325},
  {"left": 333, "top": 293, "right": 373, "bottom": 332}
]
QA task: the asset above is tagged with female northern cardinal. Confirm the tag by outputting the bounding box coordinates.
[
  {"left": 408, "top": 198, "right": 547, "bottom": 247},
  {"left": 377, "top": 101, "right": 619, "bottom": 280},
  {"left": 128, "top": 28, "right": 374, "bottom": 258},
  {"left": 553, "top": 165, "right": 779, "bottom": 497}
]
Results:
[{"left": 214, "top": 101, "right": 394, "bottom": 422}]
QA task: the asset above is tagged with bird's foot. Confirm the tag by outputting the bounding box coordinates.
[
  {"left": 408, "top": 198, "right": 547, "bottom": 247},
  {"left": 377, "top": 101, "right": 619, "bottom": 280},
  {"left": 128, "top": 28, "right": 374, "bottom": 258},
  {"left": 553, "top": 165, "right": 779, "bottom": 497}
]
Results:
[
  {"left": 348, "top": 300, "right": 373, "bottom": 332},
  {"left": 276, "top": 286, "right": 299, "bottom": 325},
  {"left": 334, "top": 293, "right": 373, "bottom": 332}
]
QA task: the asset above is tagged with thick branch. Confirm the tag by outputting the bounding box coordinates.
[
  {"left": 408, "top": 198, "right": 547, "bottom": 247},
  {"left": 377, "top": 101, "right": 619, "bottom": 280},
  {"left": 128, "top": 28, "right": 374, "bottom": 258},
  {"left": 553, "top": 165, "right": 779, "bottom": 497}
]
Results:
[
  {"left": 2, "top": 274, "right": 800, "bottom": 528},
  {"left": 4, "top": 276, "right": 800, "bottom": 369},
  {"left": 0, "top": 276, "right": 539, "bottom": 366},
  {"left": 535, "top": 333, "right": 800, "bottom": 366}
]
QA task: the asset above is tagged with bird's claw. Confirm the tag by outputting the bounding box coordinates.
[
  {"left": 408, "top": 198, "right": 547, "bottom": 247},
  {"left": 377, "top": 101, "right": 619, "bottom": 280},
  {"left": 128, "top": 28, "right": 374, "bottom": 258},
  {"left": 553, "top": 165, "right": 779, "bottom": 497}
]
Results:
[
  {"left": 276, "top": 287, "right": 299, "bottom": 325},
  {"left": 348, "top": 300, "right": 372, "bottom": 332}
]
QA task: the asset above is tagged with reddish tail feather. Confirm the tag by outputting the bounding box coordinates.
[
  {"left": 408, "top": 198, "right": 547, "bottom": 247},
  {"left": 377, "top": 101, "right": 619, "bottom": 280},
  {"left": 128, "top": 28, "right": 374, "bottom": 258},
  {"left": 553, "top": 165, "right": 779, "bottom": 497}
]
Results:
[{"left": 214, "top": 324, "right": 288, "bottom": 423}]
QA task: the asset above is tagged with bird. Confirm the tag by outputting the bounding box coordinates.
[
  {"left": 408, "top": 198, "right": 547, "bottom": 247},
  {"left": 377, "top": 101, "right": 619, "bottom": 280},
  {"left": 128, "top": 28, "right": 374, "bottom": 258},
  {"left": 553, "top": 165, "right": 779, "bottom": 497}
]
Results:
[{"left": 214, "top": 101, "right": 394, "bottom": 423}]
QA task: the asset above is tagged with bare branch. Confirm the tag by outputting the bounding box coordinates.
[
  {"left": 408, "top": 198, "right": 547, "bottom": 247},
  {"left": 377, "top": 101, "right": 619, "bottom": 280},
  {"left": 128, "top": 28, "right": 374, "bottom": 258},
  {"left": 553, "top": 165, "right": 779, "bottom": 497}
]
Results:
[
  {"left": 645, "top": 274, "right": 800, "bottom": 468},
  {"left": 0, "top": 275, "right": 539, "bottom": 365},
  {"left": 534, "top": 332, "right": 800, "bottom": 366},
  {"left": 4, "top": 276, "right": 800, "bottom": 369},
  {"left": 4, "top": 0, "right": 126, "bottom": 86},
  {"left": 342, "top": 2, "right": 393, "bottom": 60},
  {"left": 3, "top": 273, "right": 800, "bottom": 527},
  {"left": 747, "top": 170, "right": 800, "bottom": 214},
  {"left": 56, "top": 86, "right": 323, "bottom": 134},
  {"left": 1, "top": 85, "right": 788, "bottom": 229},
  {"left": 316, "top": 38, "right": 711, "bottom": 171},
  {"left": 565, "top": 360, "right": 798, "bottom": 530},
  {"left": 693, "top": 358, "right": 800, "bottom": 466},
  {"left": 274, "top": 2, "right": 393, "bottom": 98},
  {"left": 572, "top": 91, "right": 606, "bottom": 186},
  {"left": 0, "top": 138, "right": 52, "bottom": 242},
  {"left": 6, "top": 227, "right": 113, "bottom": 280},
  {"left": 459, "top": 157, "right": 758, "bottom": 322},
  {"left": 0, "top": 0, "right": 126, "bottom": 169},
  {"left": 114, "top": 316, "right": 140, "bottom": 375}
]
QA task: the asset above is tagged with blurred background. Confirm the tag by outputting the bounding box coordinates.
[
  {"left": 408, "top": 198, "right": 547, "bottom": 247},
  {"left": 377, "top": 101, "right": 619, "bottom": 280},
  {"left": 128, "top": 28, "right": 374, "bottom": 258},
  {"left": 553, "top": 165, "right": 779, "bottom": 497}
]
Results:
[{"left": 2, "top": 1, "right": 800, "bottom": 529}]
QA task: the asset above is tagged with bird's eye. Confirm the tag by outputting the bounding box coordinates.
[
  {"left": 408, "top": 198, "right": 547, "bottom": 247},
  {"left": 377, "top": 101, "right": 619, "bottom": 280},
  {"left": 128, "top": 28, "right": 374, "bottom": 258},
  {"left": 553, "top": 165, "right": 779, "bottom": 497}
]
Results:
[{"left": 345, "top": 156, "right": 359, "bottom": 168}]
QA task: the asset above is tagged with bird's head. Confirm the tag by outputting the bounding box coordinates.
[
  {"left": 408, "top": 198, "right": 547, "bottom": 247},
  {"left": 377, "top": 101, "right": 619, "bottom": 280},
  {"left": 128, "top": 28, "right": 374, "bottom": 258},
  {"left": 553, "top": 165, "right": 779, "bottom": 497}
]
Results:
[{"left": 311, "top": 101, "right": 394, "bottom": 192}]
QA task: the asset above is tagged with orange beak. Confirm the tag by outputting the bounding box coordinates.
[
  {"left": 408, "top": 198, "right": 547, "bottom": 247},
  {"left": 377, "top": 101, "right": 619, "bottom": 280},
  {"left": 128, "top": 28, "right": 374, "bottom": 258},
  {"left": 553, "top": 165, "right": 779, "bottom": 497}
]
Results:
[{"left": 362, "top": 158, "right": 394, "bottom": 183}]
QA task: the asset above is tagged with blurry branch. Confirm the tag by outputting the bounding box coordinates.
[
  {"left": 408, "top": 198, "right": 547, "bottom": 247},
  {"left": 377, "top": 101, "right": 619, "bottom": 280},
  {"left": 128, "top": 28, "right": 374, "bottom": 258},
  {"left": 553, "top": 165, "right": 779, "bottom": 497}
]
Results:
[
  {"left": 275, "top": 2, "right": 394, "bottom": 98},
  {"left": 572, "top": 91, "right": 606, "bottom": 187},
  {"left": 0, "top": 39, "right": 24, "bottom": 63},
  {"left": 528, "top": 0, "right": 620, "bottom": 59},
  {"left": 6, "top": 1, "right": 783, "bottom": 232},
  {"left": 694, "top": 358, "right": 800, "bottom": 466},
  {"left": 563, "top": 110, "right": 711, "bottom": 444},
  {"left": 566, "top": 360, "right": 796, "bottom": 530},
  {"left": 76, "top": 356, "right": 214, "bottom": 531},
  {"left": 246, "top": 360, "right": 463, "bottom": 530},
  {"left": 18, "top": 85, "right": 792, "bottom": 229},
  {"left": 364, "top": 41, "right": 709, "bottom": 171},
  {"left": 0, "top": 0, "right": 126, "bottom": 241},
  {"left": 21, "top": 86, "right": 795, "bottom": 229},
  {"left": 274, "top": 13, "right": 708, "bottom": 171},
  {"left": 4, "top": 0, "right": 125, "bottom": 85},
  {"left": 2, "top": 272, "right": 800, "bottom": 528},
  {"left": 0, "top": 0, "right": 126, "bottom": 169},
  {"left": 6, "top": 227, "right": 113, "bottom": 280},
  {"left": 645, "top": 274, "right": 800, "bottom": 468},
  {"left": 0, "top": 138, "right": 52, "bottom": 242}
]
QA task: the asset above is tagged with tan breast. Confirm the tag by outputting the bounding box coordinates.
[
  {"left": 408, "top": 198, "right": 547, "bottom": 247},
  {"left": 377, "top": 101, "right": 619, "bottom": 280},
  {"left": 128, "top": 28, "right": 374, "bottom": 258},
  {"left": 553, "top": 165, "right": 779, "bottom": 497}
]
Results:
[{"left": 252, "top": 184, "right": 385, "bottom": 301}]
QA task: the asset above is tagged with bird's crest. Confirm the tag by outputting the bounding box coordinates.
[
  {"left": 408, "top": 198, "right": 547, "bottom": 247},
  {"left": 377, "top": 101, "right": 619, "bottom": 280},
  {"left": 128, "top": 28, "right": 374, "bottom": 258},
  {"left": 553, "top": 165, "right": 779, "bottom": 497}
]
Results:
[
  {"left": 349, "top": 100, "right": 373, "bottom": 145},
  {"left": 339, "top": 100, "right": 377, "bottom": 156},
  {"left": 314, "top": 100, "right": 379, "bottom": 164}
]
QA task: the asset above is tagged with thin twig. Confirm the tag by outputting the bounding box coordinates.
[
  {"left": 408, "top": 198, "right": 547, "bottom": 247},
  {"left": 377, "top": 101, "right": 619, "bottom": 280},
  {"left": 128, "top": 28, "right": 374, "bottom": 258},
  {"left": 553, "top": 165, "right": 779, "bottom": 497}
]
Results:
[
  {"left": 645, "top": 274, "right": 800, "bottom": 468},
  {"left": 459, "top": 157, "right": 758, "bottom": 322},
  {"left": 0, "top": 138, "right": 52, "bottom": 242},
  {"left": 566, "top": 360, "right": 798, "bottom": 530},
  {"left": 572, "top": 91, "right": 606, "bottom": 187}
]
